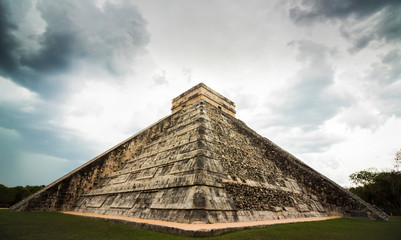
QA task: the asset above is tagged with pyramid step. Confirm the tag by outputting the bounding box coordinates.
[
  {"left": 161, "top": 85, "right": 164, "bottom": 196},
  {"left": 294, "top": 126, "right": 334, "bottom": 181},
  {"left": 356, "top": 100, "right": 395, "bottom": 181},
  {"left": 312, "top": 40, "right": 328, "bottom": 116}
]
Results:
[{"left": 11, "top": 83, "right": 388, "bottom": 224}]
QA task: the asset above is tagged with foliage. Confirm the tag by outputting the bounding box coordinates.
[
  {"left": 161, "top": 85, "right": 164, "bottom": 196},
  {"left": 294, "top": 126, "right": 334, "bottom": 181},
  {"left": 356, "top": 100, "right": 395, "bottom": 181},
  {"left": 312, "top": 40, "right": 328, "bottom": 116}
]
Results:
[
  {"left": 349, "top": 168, "right": 378, "bottom": 186},
  {"left": 349, "top": 170, "right": 401, "bottom": 216},
  {"left": 1, "top": 210, "right": 400, "bottom": 240},
  {"left": 0, "top": 184, "right": 45, "bottom": 208}
]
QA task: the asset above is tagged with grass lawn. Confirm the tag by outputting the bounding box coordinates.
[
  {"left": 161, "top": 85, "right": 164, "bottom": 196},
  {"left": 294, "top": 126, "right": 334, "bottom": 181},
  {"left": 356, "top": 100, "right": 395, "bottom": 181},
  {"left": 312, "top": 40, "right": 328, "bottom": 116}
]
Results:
[{"left": 0, "top": 209, "right": 400, "bottom": 240}]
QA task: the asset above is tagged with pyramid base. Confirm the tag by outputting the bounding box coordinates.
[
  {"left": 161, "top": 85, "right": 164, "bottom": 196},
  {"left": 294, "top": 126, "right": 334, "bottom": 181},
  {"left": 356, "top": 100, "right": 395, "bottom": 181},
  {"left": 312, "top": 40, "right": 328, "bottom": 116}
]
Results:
[
  {"left": 72, "top": 206, "right": 332, "bottom": 224},
  {"left": 62, "top": 211, "right": 341, "bottom": 237}
]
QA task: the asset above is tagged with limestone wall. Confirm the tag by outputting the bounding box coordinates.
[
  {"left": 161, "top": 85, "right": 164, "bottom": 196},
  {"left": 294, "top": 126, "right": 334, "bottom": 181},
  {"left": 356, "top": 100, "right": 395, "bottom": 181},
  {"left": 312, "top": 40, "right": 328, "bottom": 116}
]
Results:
[
  {"left": 10, "top": 114, "right": 172, "bottom": 212},
  {"left": 203, "top": 102, "right": 387, "bottom": 220},
  {"left": 11, "top": 97, "right": 388, "bottom": 223},
  {"left": 172, "top": 83, "right": 236, "bottom": 117},
  {"left": 72, "top": 100, "right": 236, "bottom": 223}
]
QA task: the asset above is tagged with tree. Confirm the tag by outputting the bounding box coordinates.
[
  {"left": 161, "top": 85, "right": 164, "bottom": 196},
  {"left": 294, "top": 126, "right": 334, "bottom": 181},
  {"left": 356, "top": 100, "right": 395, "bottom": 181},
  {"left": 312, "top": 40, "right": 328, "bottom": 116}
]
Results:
[
  {"left": 0, "top": 184, "right": 45, "bottom": 207},
  {"left": 395, "top": 148, "right": 401, "bottom": 171},
  {"left": 349, "top": 169, "right": 401, "bottom": 216},
  {"left": 349, "top": 168, "right": 378, "bottom": 186}
]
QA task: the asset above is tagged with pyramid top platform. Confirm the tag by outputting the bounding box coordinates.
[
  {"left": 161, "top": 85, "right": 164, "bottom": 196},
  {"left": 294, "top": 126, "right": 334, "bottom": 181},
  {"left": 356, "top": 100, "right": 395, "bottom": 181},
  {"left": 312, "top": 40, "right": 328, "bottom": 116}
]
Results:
[{"left": 171, "top": 83, "right": 236, "bottom": 117}]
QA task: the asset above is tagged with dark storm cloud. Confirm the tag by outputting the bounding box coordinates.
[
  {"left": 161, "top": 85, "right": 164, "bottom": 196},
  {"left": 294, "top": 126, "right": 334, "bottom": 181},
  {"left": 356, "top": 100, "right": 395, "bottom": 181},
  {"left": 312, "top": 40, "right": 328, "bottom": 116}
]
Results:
[
  {"left": 21, "top": 32, "right": 80, "bottom": 73},
  {"left": 0, "top": 2, "right": 19, "bottom": 77},
  {"left": 0, "top": 0, "right": 149, "bottom": 98},
  {"left": 0, "top": 0, "right": 150, "bottom": 186},
  {"left": 0, "top": 0, "right": 78, "bottom": 95},
  {"left": 289, "top": 0, "right": 401, "bottom": 51},
  {"left": 289, "top": 0, "right": 400, "bottom": 23}
]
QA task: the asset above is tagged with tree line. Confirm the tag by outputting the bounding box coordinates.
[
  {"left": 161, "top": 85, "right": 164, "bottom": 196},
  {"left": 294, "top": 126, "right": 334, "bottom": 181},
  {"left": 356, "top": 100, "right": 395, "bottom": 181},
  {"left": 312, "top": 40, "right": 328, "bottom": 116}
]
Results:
[
  {"left": 0, "top": 184, "right": 45, "bottom": 208},
  {"left": 348, "top": 149, "right": 401, "bottom": 216}
]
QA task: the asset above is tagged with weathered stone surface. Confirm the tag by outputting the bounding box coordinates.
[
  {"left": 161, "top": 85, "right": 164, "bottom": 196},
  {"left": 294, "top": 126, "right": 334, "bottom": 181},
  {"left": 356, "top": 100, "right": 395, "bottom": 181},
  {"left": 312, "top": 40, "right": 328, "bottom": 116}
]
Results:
[
  {"left": 10, "top": 83, "right": 388, "bottom": 224},
  {"left": 172, "top": 83, "right": 236, "bottom": 117}
]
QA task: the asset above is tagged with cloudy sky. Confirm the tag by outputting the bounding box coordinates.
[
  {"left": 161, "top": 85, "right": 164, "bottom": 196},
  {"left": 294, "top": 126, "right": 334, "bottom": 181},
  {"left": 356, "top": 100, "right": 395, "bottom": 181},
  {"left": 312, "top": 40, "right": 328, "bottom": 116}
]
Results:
[{"left": 1, "top": 0, "right": 400, "bottom": 187}]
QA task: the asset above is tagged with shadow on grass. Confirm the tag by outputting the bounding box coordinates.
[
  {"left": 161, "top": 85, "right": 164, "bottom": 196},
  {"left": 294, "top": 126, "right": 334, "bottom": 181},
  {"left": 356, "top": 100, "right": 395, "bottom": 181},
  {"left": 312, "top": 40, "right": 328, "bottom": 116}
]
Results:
[{"left": 0, "top": 210, "right": 400, "bottom": 240}]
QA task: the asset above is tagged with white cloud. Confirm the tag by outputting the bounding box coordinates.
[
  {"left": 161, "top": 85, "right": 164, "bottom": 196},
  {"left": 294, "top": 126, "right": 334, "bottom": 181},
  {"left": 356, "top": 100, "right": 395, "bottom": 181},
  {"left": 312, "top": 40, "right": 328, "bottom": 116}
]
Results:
[{"left": 319, "top": 116, "right": 401, "bottom": 185}]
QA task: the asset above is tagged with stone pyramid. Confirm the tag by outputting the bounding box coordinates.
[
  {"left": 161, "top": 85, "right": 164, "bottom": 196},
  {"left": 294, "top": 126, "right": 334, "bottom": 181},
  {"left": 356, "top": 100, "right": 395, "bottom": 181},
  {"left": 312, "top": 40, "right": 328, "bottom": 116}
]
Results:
[{"left": 11, "top": 83, "right": 388, "bottom": 224}]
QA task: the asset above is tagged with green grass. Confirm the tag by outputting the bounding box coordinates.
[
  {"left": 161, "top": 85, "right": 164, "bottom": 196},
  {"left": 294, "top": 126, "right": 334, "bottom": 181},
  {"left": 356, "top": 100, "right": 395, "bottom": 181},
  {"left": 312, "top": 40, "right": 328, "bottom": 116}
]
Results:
[{"left": 0, "top": 209, "right": 400, "bottom": 240}]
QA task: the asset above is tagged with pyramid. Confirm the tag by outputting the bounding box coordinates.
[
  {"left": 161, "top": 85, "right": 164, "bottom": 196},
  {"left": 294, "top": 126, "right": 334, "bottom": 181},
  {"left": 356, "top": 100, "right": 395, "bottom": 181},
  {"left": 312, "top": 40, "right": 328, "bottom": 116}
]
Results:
[{"left": 11, "top": 83, "right": 388, "bottom": 225}]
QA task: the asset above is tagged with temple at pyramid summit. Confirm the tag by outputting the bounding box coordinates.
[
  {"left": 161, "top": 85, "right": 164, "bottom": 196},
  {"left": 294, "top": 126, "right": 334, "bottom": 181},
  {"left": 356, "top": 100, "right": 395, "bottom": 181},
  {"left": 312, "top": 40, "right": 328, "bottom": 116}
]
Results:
[{"left": 11, "top": 83, "right": 388, "bottom": 232}]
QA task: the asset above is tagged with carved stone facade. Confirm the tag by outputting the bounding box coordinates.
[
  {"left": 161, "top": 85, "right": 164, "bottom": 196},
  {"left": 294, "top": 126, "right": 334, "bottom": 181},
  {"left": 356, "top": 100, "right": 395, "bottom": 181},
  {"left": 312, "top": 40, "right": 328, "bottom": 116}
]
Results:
[{"left": 11, "top": 83, "right": 388, "bottom": 223}]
